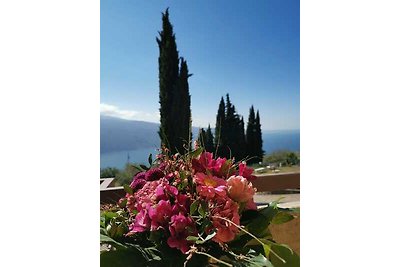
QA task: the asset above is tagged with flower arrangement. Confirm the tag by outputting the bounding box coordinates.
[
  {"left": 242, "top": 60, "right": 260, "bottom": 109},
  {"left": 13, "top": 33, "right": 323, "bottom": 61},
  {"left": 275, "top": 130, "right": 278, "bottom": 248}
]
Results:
[{"left": 100, "top": 146, "right": 299, "bottom": 267}]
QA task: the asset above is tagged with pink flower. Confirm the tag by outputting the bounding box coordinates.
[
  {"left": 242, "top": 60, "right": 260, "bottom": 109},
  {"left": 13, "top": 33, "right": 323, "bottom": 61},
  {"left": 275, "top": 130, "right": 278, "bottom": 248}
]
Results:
[
  {"left": 145, "top": 168, "right": 164, "bottom": 181},
  {"left": 129, "top": 208, "right": 150, "bottom": 233},
  {"left": 208, "top": 197, "right": 240, "bottom": 243},
  {"left": 155, "top": 181, "right": 178, "bottom": 200},
  {"left": 130, "top": 178, "right": 146, "bottom": 190},
  {"left": 172, "top": 193, "right": 190, "bottom": 214},
  {"left": 194, "top": 172, "right": 227, "bottom": 198},
  {"left": 131, "top": 180, "right": 160, "bottom": 212},
  {"left": 148, "top": 200, "right": 173, "bottom": 230},
  {"left": 226, "top": 175, "right": 256, "bottom": 203},
  {"left": 134, "top": 171, "right": 146, "bottom": 180},
  {"left": 192, "top": 152, "right": 233, "bottom": 178},
  {"left": 209, "top": 157, "right": 232, "bottom": 177},
  {"left": 129, "top": 172, "right": 146, "bottom": 190},
  {"left": 167, "top": 213, "right": 195, "bottom": 253},
  {"left": 238, "top": 162, "right": 256, "bottom": 181},
  {"left": 192, "top": 152, "right": 213, "bottom": 173}
]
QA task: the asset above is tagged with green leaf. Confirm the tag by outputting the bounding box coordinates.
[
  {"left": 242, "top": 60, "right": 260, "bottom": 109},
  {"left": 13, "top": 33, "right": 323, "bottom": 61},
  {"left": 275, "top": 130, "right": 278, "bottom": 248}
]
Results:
[
  {"left": 190, "top": 200, "right": 199, "bottom": 215},
  {"left": 186, "top": 236, "right": 200, "bottom": 242},
  {"left": 269, "top": 243, "right": 300, "bottom": 267},
  {"left": 100, "top": 228, "right": 107, "bottom": 235},
  {"left": 101, "top": 211, "right": 118, "bottom": 220},
  {"left": 245, "top": 253, "right": 274, "bottom": 267},
  {"left": 198, "top": 202, "right": 206, "bottom": 217},
  {"left": 224, "top": 250, "right": 274, "bottom": 267},
  {"left": 100, "top": 234, "right": 127, "bottom": 250},
  {"left": 245, "top": 238, "right": 272, "bottom": 247},
  {"left": 100, "top": 249, "right": 144, "bottom": 267},
  {"left": 148, "top": 153, "right": 153, "bottom": 165},
  {"left": 140, "top": 164, "right": 149, "bottom": 171},
  {"left": 189, "top": 147, "right": 203, "bottom": 158},
  {"left": 246, "top": 204, "right": 279, "bottom": 237},
  {"left": 263, "top": 244, "right": 271, "bottom": 258},
  {"left": 271, "top": 212, "right": 294, "bottom": 225},
  {"left": 194, "top": 231, "right": 216, "bottom": 244},
  {"left": 123, "top": 184, "right": 133, "bottom": 195},
  {"left": 202, "top": 231, "right": 216, "bottom": 242}
]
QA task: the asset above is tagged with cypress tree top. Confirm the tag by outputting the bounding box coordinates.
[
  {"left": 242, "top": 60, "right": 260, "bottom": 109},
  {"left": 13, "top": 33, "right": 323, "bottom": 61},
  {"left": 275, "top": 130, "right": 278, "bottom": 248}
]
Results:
[{"left": 157, "top": 8, "right": 192, "bottom": 154}]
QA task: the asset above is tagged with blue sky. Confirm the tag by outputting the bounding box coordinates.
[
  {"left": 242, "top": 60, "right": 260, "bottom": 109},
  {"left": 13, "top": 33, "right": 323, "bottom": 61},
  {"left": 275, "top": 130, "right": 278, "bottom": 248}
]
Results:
[{"left": 101, "top": 0, "right": 299, "bottom": 130}]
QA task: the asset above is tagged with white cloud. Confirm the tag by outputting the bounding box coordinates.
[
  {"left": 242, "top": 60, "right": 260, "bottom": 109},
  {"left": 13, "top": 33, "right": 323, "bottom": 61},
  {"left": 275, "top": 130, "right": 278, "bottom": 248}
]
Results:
[{"left": 100, "top": 103, "right": 159, "bottom": 123}]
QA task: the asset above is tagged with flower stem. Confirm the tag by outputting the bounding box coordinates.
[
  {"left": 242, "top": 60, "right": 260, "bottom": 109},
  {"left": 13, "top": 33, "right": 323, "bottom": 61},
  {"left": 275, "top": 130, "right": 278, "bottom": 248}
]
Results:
[
  {"left": 213, "top": 215, "right": 286, "bottom": 264},
  {"left": 195, "top": 251, "right": 233, "bottom": 267}
]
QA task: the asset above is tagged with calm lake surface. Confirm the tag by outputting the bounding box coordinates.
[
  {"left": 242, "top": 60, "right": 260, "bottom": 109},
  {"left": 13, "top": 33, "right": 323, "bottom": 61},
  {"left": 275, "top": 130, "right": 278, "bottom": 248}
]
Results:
[{"left": 100, "top": 130, "right": 300, "bottom": 169}]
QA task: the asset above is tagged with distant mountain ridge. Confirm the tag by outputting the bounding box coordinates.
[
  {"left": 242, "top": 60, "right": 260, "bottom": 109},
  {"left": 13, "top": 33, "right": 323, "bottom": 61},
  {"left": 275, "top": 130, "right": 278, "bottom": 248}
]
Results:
[
  {"left": 101, "top": 116, "right": 200, "bottom": 153},
  {"left": 101, "top": 116, "right": 160, "bottom": 153},
  {"left": 100, "top": 116, "right": 300, "bottom": 154}
]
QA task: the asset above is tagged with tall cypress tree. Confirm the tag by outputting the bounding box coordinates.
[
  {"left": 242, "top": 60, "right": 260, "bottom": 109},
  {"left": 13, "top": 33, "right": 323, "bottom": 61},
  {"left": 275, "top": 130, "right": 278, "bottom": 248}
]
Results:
[
  {"left": 254, "top": 110, "right": 264, "bottom": 162},
  {"left": 157, "top": 9, "right": 191, "bottom": 154},
  {"left": 174, "top": 58, "right": 192, "bottom": 153},
  {"left": 205, "top": 124, "right": 215, "bottom": 152},
  {"left": 224, "top": 94, "right": 236, "bottom": 158},
  {"left": 246, "top": 106, "right": 256, "bottom": 163},
  {"left": 215, "top": 97, "right": 226, "bottom": 157},
  {"left": 238, "top": 116, "right": 246, "bottom": 160},
  {"left": 214, "top": 94, "right": 244, "bottom": 160},
  {"left": 197, "top": 128, "right": 206, "bottom": 148}
]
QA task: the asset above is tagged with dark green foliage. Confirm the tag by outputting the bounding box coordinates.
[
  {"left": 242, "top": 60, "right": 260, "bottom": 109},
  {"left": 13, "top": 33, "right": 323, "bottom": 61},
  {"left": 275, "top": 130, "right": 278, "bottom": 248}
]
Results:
[
  {"left": 205, "top": 124, "right": 215, "bottom": 152},
  {"left": 254, "top": 110, "right": 264, "bottom": 162},
  {"left": 157, "top": 9, "right": 191, "bottom": 154},
  {"left": 197, "top": 125, "right": 215, "bottom": 153},
  {"left": 238, "top": 116, "right": 246, "bottom": 160},
  {"left": 171, "top": 58, "right": 192, "bottom": 153},
  {"left": 286, "top": 152, "right": 300, "bottom": 166},
  {"left": 215, "top": 94, "right": 247, "bottom": 160},
  {"left": 214, "top": 97, "right": 226, "bottom": 155},
  {"left": 196, "top": 128, "right": 207, "bottom": 148},
  {"left": 246, "top": 106, "right": 257, "bottom": 163},
  {"left": 246, "top": 107, "right": 264, "bottom": 164}
]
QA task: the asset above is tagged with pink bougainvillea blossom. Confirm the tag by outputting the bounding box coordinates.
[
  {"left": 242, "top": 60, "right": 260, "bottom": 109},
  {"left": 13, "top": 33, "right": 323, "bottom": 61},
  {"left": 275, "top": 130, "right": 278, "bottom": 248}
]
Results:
[
  {"left": 238, "top": 162, "right": 256, "bottom": 181},
  {"left": 148, "top": 200, "right": 173, "bottom": 230},
  {"left": 167, "top": 213, "right": 195, "bottom": 253},
  {"left": 145, "top": 168, "right": 164, "bottom": 181},
  {"left": 129, "top": 208, "right": 150, "bottom": 233}
]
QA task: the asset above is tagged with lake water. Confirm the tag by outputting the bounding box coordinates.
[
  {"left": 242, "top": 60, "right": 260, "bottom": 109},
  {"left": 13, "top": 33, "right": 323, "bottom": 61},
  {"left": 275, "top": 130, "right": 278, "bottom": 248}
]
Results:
[{"left": 100, "top": 130, "right": 300, "bottom": 169}]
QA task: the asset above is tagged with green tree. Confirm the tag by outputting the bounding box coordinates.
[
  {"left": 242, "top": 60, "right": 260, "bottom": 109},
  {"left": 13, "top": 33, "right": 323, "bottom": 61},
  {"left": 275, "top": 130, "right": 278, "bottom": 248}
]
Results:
[
  {"left": 238, "top": 116, "right": 246, "bottom": 160},
  {"left": 172, "top": 58, "right": 192, "bottom": 153},
  {"left": 157, "top": 9, "right": 191, "bottom": 154},
  {"left": 214, "top": 94, "right": 245, "bottom": 160},
  {"left": 196, "top": 128, "right": 207, "bottom": 148},
  {"left": 223, "top": 94, "right": 235, "bottom": 158},
  {"left": 205, "top": 124, "right": 215, "bottom": 152},
  {"left": 246, "top": 106, "right": 257, "bottom": 163},
  {"left": 254, "top": 110, "right": 264, "bottom": 162},
  {"left": 215, "top": 97, "right": 226, "bottom": 157},
  {"left": 286, "top": 152, "right": 300, "bottom": 166}
]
